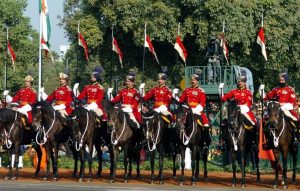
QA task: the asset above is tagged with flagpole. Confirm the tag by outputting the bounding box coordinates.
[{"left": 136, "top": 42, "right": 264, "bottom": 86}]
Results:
[
  {"left": 110, "top": 25, "right": 114, "bottom": 88},
  {"left": 260, "top": 12, "right": 265, "bottom": 125},
  {"left": 77, "top": 21, "right": 79, "bottom": 83},
  {"left": 38, "top": 8, "right": 43, "bottom": 101},
  {"left": 142, "top": 22, "right": 147, "bottom": 81},
  {"left": 5, "top": 27, "right": 8, "bottom": 90},
  {"left": 261, "top": 13, "right": 264, "bottom": 84}
]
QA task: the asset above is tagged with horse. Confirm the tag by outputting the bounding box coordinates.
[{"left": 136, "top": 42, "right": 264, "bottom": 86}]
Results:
[
  {"left": 107, "top": 105, "right": 141, "bottom": 183},
  {"left": 31, "top": 101, "right": 77, "bottom": 181},
  {"left": 174, "top": 104, "right": 209, "bottom": 185},
  {"left": 142, "top": 109, "right": 171, "bottom": 184},
  {"left": 222, "top": 100, "right": 260, "bottom": 188},
  {"left": 70, "top": 105, "right": 107, "bottom": 182},
  {"left": 0, "top": 107, "right": 42, "bottom": 180},
  {"left": 266, "top": 101, "right": 298, "bottom": 189}
]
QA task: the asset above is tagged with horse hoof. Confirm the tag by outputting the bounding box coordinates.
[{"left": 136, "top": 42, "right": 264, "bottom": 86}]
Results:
[
  {"left": 53, "top": 177, "right": 58, "bottom": 181},
  {"left": 159, "top": 181, "right": 164, "bottom": 185},
  {"left": 179, "top": 182, "right": 183, "bottom": 186},
  {"left": 124, "top": 180, "right": 128, "bottom": 184},
  {"left": 203, "top": 177, "right": 208, "bottom": 182},
  {"left": 109, "top": 179, "right": 115, "bottom": 184},
  {"left": 172, "top": 176, "right": 176, "bottom": 180},
  {"left": 87, "top": 178, "right": 92, "bottom": 182},
  {"left": 11, "top": 176, "right": 17, "bottom": 181},
  {"left": 4, "top": 176, "right": 11, "bottom": 181},
  {"left": 43, "top": 177, "right": 49, "bottom": 181},
  {"left": 78, "top": 178, "right": 84, "bottom": 182},
  {"left": 136, "top": 174, "right": 141, "bottom": 179},
  {"left": 273, "top": 185, "right": 278, "bottom": 189},
  {"left": 231, "top": 183, "right": 236, "bottom": 188},
  {"left": 283, "top": 185, "right": 288, "bottom": 189},
  {"left": 72, "top": 173, "right": 78, "bottom": 178},
  {"left": 241, "top": 184, "right": 246, "bottom": 189},
  {"left": 150, "top": 180, "right": 154, "bottom": 184},
  {"left": 192, "top": 181, "right": 196, "bottom": 186}
]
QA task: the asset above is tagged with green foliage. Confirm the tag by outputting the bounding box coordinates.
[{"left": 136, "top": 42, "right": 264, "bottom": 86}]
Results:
[{"left": 61, "top": 0, "right": 300, "bottom": 93}]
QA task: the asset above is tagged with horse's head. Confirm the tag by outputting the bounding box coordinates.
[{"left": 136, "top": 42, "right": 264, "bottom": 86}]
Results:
[
  {"left": 107, "top": 106, "right": 122, "bottom": 129},
  {"left": 227, "top": 100, "right": 241, "bottom": 129},
  {"left": 267, "top": 101, "right": 282, "bottom": 128},
  {"left": 69, "top": 106, "right": 89, "bottom": 139},
  {"left": 32, "top": 101, "right": 54, "bottom": 131},
  {"left": 175, "top": 104, "right": 191, "bottom": 129}
]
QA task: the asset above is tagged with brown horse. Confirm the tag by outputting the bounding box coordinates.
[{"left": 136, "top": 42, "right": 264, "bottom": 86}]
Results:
[
  {"left": 0, "top": 108, "right": 42, "bottom": 180},
  {"left": 267, "top": 101, "right": 298, "bottom": 189}
]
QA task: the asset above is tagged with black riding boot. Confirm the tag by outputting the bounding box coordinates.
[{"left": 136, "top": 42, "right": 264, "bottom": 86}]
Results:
[
  {"left": 203, "top": 126, "right": 210, "bottom": 154},
  {"left": 125, "top": 113, "right": 139, "bottom": 131},
  {"left": 262, "top": 124, "right": 273, "bottom": 150}
]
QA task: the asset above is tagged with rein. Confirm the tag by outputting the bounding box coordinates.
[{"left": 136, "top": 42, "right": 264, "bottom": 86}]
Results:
[
  {"left": 75, "top": 111, "right": 90, "bottom": 151},
  {"left": 36, "top": 109, "right": 56, "bottom": 146},
  {"left": 111, "top": 112, "right": 127, "bottom": 145},
  {"left": 143, "top": 114, "right": 162, "bottom": 152},
  {"left": 4, "top": 112, "right": 17, "bottom": 149}
]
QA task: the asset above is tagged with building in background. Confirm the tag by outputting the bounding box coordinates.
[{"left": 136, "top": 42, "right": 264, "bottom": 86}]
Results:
[{"left": 59, "top": 45, "right": 70, "bottom": 61}]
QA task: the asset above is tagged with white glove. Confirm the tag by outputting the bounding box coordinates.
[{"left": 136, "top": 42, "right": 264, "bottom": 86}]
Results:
[
  {"left": 3, "top": 90, "right": 9, "bottom": 96},
  {"left": 219, "top": 83, "right": 224, "bottom": 89},
  {"left": 17, "top": 104, "right": 32, "bottom": 113},
  {"left": 5, "top": 95, "right": 12, "bottom": 103},
  {"left": 39, "top": 87, "right": 45, "bottom": 93},
  {"left": 107, "top": 88, "right": 113, "bottom": 101},
  {"left": 258, "top": 84, "right": 265, "bottom": 98},
  {"left": 139, "top": 83, "right": 145, "bottom": 89},
  {"left": 259, "top": 84, "right": 264, "bottom": 91},
  {"left": 239, "top": 105, "right": 250, "bottom": 114},
  {"left": 73, "top": 83, "right": 80, "bottom": 97},
  {"left": 173, "top": 88, "right": 179, "bottom": 95},
  {"left": 85, "top": 102, "right": 98, "bottom": 110},
  {"left": 53, "top": 104, "right": 66, "bottom": 111}
]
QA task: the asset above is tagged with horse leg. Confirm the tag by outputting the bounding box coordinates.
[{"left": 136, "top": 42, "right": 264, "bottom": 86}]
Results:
[
  {"left": 202, "top": 152, "right": 208, "bottom": 181},
  {"left": 13, "top": 143, "right": 20, "bottom": 180},
  {"left": 78, "top": 148, "right": 85, "bottom": 182},
  {"left": 292, "top": 147, "right": 298, "bottom": 184},
  {"left": 191, "top": 146, "right": 198, "bottom": 186},
  {"left": 158, "top": 143, "right": 164, "bottom": 184},
  {"left": 172, "top": 152, "right": 177, "bottom": 178},
  {"left": 128, "top": 152, "right": 132, "bottom": 178},
  {"left": 52, "top": 146, "right": 59, "bottom": 181},
  {"left": 5, "top": 148, "right": 13, "bottom": 180},
  {"left": 179, "top": 146, "right": 186, "bottom": 185},
  {"left": 254, "top": 147, "right": 261, "bottom": 183},
  {"left": 231, "top": 150, "right": 237, "bottom": 187},
  {"left": 240, "top": 146, "right": 246, "bottom": 188},
  {"left": 43, "top": 148, "right": 51, "bottom": 180},
  {"left": 34, "top": 146, "right": 42, "bottom": 178},
  {"left": 136, "top": 147, "right": 141, "bottom": 178},
  {"left": 273, "top": 150, "right": 280, "bottom": 189},
  {"left": 195, "top": 151, "right": 200, "bottom": 181},
  {"left": 95, "top": 144, "right": 102, "bottom": 178},
  {"left": 109, "top": 146, "right": 118, "bottom": 183},
  {"left": 87, "top": 144, "right": 93, "bottom": 182},
  {"left": 70, "top": 145, "right": 79, "bottom": 177},
  {"left": 123, "top": 143, "right": 129, "bottom": 183},
  {"left": 281, "top": 149, "right": 288, "bottom": 189}
]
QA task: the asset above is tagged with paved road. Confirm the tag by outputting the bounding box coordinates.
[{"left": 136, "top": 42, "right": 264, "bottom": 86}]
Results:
[{"left": 0, "top": 181, "right": 277, "bottom": 191}]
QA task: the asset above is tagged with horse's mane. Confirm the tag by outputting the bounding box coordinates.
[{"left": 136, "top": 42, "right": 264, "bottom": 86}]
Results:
[
  {"left": 0, "top": 108, "right": 18, "bottom": 123},
  {"left": 33, "top": 101, "right": 54, "bottom": 115},
  {"left": 72, "top": 106, "right": 88, "bottom": 118}
]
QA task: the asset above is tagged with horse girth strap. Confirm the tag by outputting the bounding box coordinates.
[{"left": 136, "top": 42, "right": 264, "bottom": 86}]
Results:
[{"left": 243, "top": 123, "right": 253, "bottom": 130}]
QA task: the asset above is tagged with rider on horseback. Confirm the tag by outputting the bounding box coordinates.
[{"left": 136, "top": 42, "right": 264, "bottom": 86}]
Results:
[
  {"left": 3, "top": 75, "right": 37, "bottom": 128},
  {"left": 262, "top": 72, "right": 299, "bottom": 148},
  {"left": 3, "top": 75, "right": 37, "bottom": 166},
  {"left": 173, "top": 69, "right": 210, "bottom": 152},
  {"left": 40, "top": 73, "right": 73, "bottom": 123},
  {"left": 108, "top": 69, "right": 142, "bottom": 131},
  {"left": 221, "top": 75, "right": 257, "bottom": 126},
  {"left": 73, "top": 67, "right": 108, "bottom": 126},
  {"left": 142, "top": 66, "right": 173, "bottom": 124}
]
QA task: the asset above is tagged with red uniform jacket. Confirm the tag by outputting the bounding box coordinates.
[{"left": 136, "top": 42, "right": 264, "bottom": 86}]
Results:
[
  {"left": 111, "top": 87, "right": 141, "bottom": 123},
  {"left": 46, "top": 85, "right": 73, "bottom": 115},
  {"left": 12, "top": 87, "right": 37, "bottom": 123},
  {"left": 143, "top": 85, "right": 172, "bottom": 109}
]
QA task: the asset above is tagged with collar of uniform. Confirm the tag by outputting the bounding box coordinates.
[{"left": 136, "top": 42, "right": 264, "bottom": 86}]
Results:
[
  {"left": 159, "top": 84, "right": 165, "bottom": 88},
  {"left": 92, "top": 82, "right": 98, "bottom": 85},
  {"left": 192, "top": 85, "right": 199, "bottom": 88},
  {"left": 60, "top": 84, "right": 67, "bottom": 88},
  {"left": 127, "top": 87, "right": 133, "bottom": 90},
  {"left": 239, "top": 87, "right": 246, "bottom": 90}
]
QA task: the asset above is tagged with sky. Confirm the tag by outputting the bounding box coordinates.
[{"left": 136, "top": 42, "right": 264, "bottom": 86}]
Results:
[{"left": 24, "top": 0, "right": 70, "bottom": 53}]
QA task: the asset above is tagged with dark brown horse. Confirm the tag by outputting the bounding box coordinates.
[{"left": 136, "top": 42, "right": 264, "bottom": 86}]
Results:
[
  {"left": 107, "top": 106, "right": 140, "bottom": 183},
  {"left": 222, "top": 100, "right": 260, "bottom": 188},
  {"left": 31, "top": 101, "right": 77, "bottom": 181},
  {"left": 175, "top": 104, "right": 209, "bottom": 186},
  {"left": 142, "top": 110, "right": 170, "bottom": 184},
  {"left": 0, "top": 108, "right": 42, "bottom": 180},
  {"left": 267, "top": 101, "right": 298, "bottom": 189}
]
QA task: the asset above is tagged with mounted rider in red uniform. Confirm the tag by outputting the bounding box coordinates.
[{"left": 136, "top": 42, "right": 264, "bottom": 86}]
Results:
[
  {"left": 141, "top": 67, "right": 173, "bottom": 124},
  {"left": 73, "top": 67, "right": 108, "bottom": 125},
  {"left": 40, "top": 73, "right": 73, "bottom": 122},
  {"left": 108, "top": 69, "right": 141, "bottom": 130},
  {"left": 262, "top": 72, "right": 299, "bottom": 147},
  {"left": 3, "top": 75, "right": 37, "bottom": 127},
  {"left": 221, "top": 75, "right": 257, "bottom": 126},
  {"left": 173, "top": 69, "right": 210, "bottom": 152}
]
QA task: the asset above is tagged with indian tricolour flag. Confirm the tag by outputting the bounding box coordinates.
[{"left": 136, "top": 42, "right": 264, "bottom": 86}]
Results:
[{"left": 39, "top": 0, "right": 51, "bottom": 43}]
